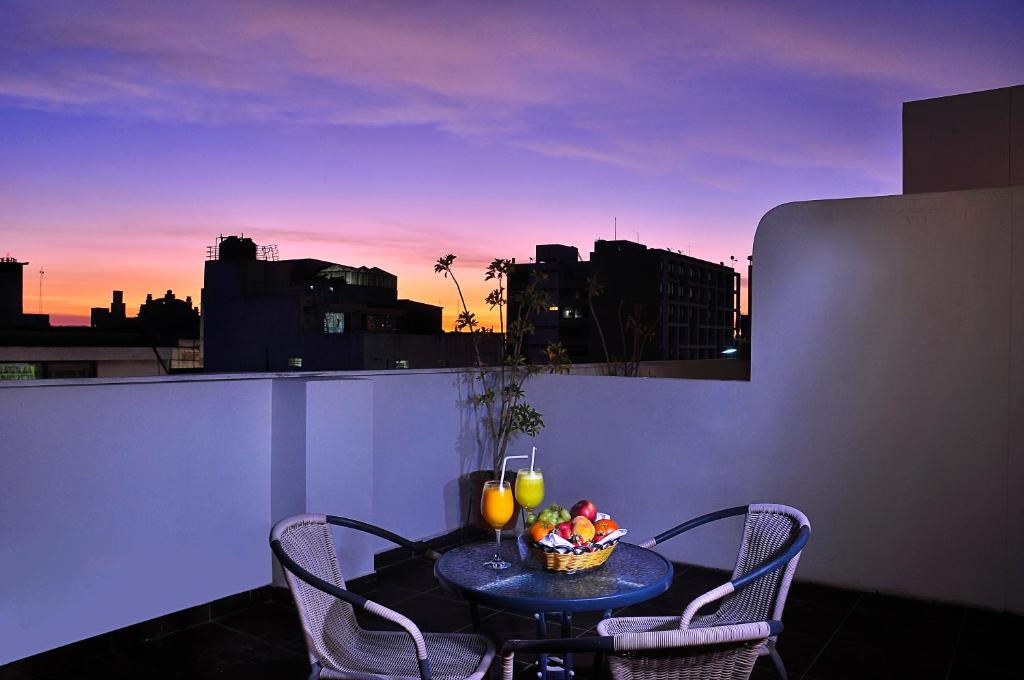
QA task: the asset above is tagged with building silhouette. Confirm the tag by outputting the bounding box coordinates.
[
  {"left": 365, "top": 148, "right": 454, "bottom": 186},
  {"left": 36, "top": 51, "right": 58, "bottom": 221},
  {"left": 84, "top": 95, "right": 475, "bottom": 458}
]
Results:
[
  {"left": 1, "top": 257, "right": 201, "bottom": 379},
  {"left": 202, "top": 235, "right": 485, "bottom": 372},
  {"left": 92, "top": 289, "right": 200, "bottom": 344},
  {"left": 0, "top": 256, "right": 49, "bottom": 329},
  {"left": 509, "top": 240, "right": 740, "bottom": 364}
]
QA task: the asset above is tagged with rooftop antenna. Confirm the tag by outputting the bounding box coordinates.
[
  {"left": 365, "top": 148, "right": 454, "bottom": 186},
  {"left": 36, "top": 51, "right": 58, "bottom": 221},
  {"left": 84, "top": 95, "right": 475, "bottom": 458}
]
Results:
[
  {"left": 634, "top": 230, "right": 640, "bottom": 243},
  {"left": 614, "top": 217, "right": 617, "bottom": 240},
  {"left": 38, "top": 268, "right": 44, "bottom": 313}
]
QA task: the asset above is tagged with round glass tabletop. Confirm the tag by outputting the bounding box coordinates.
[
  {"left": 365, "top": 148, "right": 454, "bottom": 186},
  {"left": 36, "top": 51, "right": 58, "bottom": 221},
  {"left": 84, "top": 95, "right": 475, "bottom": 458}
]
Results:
[{"left": 434, "top": 540, "right": 673, "bottom": 613}]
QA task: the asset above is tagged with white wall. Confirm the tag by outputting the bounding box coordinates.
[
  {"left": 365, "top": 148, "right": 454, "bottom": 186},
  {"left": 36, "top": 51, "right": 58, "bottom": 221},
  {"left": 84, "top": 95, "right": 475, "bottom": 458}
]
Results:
[{"left": 0, "top": 379, "right": 273, "bottom": 663}]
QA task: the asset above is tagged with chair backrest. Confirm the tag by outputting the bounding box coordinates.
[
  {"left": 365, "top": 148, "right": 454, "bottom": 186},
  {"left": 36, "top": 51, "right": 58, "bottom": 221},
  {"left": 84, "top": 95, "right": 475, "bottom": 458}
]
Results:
[
  {"left": 720, "top": 504, "right": 809, "bottom": 623},
  {"left": 272, "top": 514, "right": 360, "bottom": 665}
]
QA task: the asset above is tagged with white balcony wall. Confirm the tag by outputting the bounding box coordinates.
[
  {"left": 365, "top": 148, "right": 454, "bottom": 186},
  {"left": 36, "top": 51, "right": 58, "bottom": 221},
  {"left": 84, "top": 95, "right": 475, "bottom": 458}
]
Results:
[
  {"left": 2, "top": 186, "right": 1022, "bottom": 665},
  {"left": 0, "top": 379, "right": 274, "bottom": 663}
]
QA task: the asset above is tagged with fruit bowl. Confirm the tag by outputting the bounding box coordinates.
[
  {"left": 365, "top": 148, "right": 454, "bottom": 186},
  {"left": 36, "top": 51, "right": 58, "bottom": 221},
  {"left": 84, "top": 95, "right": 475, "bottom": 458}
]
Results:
[{"left": 530, "top": 539, "right": 619, "bottom": 573}]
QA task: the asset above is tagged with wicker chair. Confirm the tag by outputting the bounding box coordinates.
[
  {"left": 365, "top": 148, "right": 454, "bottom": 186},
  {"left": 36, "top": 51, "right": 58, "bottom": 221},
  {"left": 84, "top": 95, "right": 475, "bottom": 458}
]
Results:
[
  {"left": 498, "top": 619, "right": 782, "bottom": 680},
  {"left": 621, "top": 503, "right": 811, "bottom": 679},
  {"left": 270, "top": 514, "right": 495, "bottom": 680}
]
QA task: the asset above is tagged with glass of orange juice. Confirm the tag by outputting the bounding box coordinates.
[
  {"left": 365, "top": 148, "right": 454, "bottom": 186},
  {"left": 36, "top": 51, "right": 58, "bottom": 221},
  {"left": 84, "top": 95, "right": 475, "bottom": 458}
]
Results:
[
  {"left": 514, "top": 468, "right": 544, "bottom": 525},
  {"left": 481, "top": 480, "right": 514, "bottom": 569}
]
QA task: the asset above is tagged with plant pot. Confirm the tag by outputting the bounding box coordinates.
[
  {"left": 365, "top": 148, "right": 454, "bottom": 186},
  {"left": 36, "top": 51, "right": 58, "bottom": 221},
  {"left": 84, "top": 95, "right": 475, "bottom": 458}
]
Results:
[{"left": 463, "top": 468, "right": 521, "bottom": 532}]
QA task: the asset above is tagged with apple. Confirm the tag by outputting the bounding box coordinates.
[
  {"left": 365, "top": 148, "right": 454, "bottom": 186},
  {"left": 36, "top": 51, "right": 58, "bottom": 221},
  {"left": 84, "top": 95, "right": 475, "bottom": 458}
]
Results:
[
  {"left": 571, "top": 499, "right": 598, "bottom": 522},
  {"left": 555, "top": 522, "right": 573, "bottom": 540}
]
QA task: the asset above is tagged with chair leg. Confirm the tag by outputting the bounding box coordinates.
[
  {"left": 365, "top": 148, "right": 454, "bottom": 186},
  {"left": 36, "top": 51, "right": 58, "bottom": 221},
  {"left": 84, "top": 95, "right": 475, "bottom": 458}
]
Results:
[
  {"left": 593, "top": 652, "right": 606, "bottom": 680},
  {"left": 469, "top": 601, "right": 481, "bottom": 630},
  {"left": 308, "top": 661, "right": 322, "bottom": 680},
  {"left": 768, "top": 643, "right": 788, "bottom": 680}
]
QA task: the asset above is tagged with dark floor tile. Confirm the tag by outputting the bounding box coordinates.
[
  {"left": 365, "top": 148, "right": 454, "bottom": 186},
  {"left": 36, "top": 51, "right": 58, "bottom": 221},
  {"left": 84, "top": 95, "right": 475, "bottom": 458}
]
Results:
[
  {"left": 119, "top": 622, "right": 273, "bottom": 677},
  {"left": 653, "top": 577, "right": 715, "bottom": 610},
  {"left": 779, "top": 597, "right": 851, "bottom": 638},
  {"left": 390, "top": 592, "right": 479, "bottom": 633},
  {"left": 344, "top": 574, "right": 377, "bottom": 595},
  {"left": 361, "top": 581, "right": 428, "bottom": 608},
  {"left": 947, "top": 664, "right": 1018, "bottom": 679},
  {"left": 674, "top": 564, "right": 732, "bottom": 588},
  {"left": 195, "top": 645, "right": 309, "bottom": 680},
  {"left": 855, "top": 592, "right": 963, "bottom": 626},
  {"left": 375, "top": 547, "right": 420, "bottom": 570},
  {"left": 961, "top": 607, "right": 1024, "bottom": 634},
  {"left": 472, "top": 610, "right": 543, "bottom": 643},
  {"left": 35, "top": 651, "right": 171, "bottom": 680},
  {"left": 161, "top": 601, "right": 211, "bottom": 631},
  {"left": 12, "top": 632, "right": 113, "bottom": 676},
  {"left": 109, "top": 617, "right": 164, "bottom": 652},
  {"left": 805, "top": 635, "right": 951, "bottom": 680},
  {"left": 210, "top": 591, "right": 253, "bottom": 619},
  {"left": 770, "top": 630, "right": 831, "bottom": 677},
  {"left": 376, "top": 557, "right": 442, "bottom": 592},
  {"left": 953, "top": 624, "right": 1018, "bottom": 673},
  {"left": 250, "top": 585, "right": 275, "bottom": 604},
  {"left": 787, "top": 581, "right": 862, "bottom": 610},
  {"left": 560, "top": 608, "right": 609, "bottom": 633},
  {"left": 215, "top": 602, "right": 305, "bottom": 650},
  {"left": 833, "top": 608, "right": 959, "bottom": 657},
  {"left": 614, "top": 599, "right": 680, "bottom": 619}
]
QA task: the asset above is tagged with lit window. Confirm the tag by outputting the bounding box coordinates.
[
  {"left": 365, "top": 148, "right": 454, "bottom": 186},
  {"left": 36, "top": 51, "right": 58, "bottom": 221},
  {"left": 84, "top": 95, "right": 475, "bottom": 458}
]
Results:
[
  {"left": 548, "top": 305, "right": 559, "bottom": 312},
  {"left": 562, "top": 307, "right": 573, "bottom": 319},
  {"left": 288, "top": 357, "right": 303, "bottom": 368},
  {"left": 323, "top": 312, "right": 345, "bottom": 334},
  {"left": 395, "top": 359, "right": 410, "bottom": 369}
]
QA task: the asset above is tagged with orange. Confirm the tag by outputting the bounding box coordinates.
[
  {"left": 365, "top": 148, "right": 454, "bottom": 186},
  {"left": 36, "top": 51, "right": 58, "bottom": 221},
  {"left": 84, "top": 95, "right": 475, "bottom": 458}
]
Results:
[
  {"left": 593, "top": 518, "right": 619, "bottom": 538},
  {"left": 529, "top": 520, "right": 555, "bottom": 543}
]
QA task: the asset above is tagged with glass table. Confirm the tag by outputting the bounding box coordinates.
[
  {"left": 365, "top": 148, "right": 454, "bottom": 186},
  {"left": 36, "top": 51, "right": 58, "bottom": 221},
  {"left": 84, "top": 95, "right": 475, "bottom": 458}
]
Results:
[{"left": 435, "top": 540, "right": 673, "bottom": 679}]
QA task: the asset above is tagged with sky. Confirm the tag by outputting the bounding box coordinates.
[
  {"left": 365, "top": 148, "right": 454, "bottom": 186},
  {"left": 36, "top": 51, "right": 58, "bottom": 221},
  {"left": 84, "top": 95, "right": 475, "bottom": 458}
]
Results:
[{"left": 1, "top": 1, "right": 1021, "bottom": 326}]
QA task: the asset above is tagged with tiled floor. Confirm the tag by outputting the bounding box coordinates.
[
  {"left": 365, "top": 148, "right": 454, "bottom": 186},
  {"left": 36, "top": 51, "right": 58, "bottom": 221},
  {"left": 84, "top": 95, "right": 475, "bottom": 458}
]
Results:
[{"left": 10, "top": 559, "right": 1023, "bottom": 679}]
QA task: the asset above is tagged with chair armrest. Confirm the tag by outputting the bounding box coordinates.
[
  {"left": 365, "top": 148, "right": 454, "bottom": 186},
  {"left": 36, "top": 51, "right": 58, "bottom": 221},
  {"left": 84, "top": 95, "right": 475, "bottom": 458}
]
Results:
[
  {"left": 638, "top": 506, "right": 748, "bottom": 549},
  {"left": 270, "top": 539, "right": 433, "bottom": 680},
  {"left": 326, "top": 515, "right": 438, "bottom": 560},
  {"left": 499, "top": 621, "right": 783, "bottom": 680},
  {"left": 616, "top": 619, "right": 782, "bottom": 652},
  {"left": 679, "top": 525, "right": 811, "bottom": 626}
]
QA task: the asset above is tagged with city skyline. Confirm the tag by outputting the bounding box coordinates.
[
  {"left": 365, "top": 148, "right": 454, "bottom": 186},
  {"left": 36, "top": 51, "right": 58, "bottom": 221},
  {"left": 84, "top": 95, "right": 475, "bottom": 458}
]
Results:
[{"left": 2, "top": 1, "right": 1021, "bottom": 326}]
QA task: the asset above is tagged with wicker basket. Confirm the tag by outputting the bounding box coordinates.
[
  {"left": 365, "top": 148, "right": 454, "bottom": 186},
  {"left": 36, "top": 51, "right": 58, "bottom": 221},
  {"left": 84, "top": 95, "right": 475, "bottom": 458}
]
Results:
[{"left": 531, "top": 540, "right": 618, "bottom": 572}]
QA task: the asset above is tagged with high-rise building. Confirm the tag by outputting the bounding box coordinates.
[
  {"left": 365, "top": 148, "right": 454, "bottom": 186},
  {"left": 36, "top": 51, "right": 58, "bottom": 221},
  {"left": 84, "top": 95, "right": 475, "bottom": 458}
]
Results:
[
  {"left": 510, "top": 240, "right": 740, "bottom": 364},
  {"left": 202, "top": 235, "right": 486, "bottom": 372},
  {"left": 0, "top": 256, "right": 49, "bottom": 329}
]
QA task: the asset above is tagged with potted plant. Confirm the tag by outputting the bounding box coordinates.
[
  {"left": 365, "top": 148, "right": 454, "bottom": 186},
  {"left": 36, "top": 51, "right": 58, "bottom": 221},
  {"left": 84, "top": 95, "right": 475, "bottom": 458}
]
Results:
[{"left": 435, "top": 255, "right": 570, "bottom": 528}]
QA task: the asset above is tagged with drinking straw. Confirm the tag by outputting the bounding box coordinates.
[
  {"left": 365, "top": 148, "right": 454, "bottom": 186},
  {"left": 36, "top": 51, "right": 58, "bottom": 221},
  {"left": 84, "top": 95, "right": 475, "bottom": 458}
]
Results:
[
  {"left": 500, "top": 454, "right": 528, "bottom": 486},
  {"left": 531, "top": 446, "right": 537, "bottom": 472}
]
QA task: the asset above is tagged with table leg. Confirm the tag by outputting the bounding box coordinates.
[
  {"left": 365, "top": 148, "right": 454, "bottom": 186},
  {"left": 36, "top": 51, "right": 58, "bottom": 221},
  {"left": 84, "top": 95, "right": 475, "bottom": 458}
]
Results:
[
  {"left": 468, "top": 601, "right": 481, "bottom": 631},
  {"left": 562, "top": 611, "right": 573, "bottom": 678},
  {"left": 535, "top": 612, "right": 548, "bottom": 680}
]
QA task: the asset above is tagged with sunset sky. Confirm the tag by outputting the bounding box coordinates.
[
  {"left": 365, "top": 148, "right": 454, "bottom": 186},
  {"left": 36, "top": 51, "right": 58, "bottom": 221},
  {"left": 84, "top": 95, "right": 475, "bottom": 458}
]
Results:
[{"left": 2, "top": 1, "right": 1021, "bottom": 326}]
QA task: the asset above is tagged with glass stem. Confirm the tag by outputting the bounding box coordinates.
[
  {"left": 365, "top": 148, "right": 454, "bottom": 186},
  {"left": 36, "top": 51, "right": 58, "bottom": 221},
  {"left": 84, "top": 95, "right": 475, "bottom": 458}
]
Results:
[{"left": 494, "top": 529, "right": 502, "bottom": 560}]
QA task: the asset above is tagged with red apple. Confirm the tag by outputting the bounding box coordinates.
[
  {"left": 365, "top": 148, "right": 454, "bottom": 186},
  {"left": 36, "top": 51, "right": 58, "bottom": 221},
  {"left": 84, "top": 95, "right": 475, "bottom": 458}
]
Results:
[
  {"left": 571, "top": 499, "right": 598, "bottom": 522},
  {"left": 555, "top": 522, "right": 573, "bottom": 540}
]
